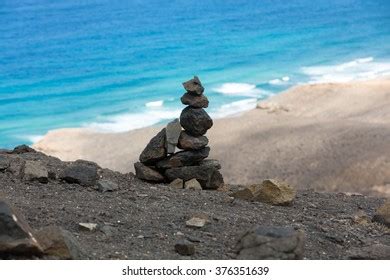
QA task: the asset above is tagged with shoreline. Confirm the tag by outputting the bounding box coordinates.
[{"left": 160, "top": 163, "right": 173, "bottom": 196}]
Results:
[{"left": 34, "top": 78, "right": 390, "bottom": 197}]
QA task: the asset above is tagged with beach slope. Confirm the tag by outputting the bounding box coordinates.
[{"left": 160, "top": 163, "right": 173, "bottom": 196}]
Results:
[{"left": 34, "top": 78, "right": 390, "bottom": 196}]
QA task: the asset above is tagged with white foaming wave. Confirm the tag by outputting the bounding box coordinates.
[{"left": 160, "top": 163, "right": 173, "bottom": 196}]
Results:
[
  {"left": 86, "top": 108, "right": 181, "bottom": 133},
  {"left": 212, "top": 83, "right": 265, "bottom": 97},
  {"left": 145, "top": 100, "right": 164, "bottom": 107},
  {"left": 211, "top": 98, "right": 258, "bottom": 119},
  {"left": 268, "top": 76, "right": 290, "bottom": 85},
  {"left": 301, "top": 57, "right": 390, "bottom": 83}
]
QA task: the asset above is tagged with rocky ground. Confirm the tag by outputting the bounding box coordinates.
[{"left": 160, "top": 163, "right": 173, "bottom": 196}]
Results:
[{"left": 0, "top": 146, "right": 389, "bottom": 260}]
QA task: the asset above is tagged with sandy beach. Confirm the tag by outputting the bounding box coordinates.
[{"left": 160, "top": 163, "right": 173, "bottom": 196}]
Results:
[{"left": 34, "top": 78, "right": 390, "bottom": 197}]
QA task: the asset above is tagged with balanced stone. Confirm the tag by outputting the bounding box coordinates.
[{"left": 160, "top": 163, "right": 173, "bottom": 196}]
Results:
[
  {"left": 199, "top": 159, "right": 221, "bottom": 170},
  {"left": 139, "top": 128, "right": 167, "bottom": 165},
  {"left": 165, "top": 119, "right": 182, "bottom": 154},
  {"left": 156, "top": 147, "right": 210, "bottom": 169},
  {"left": 165, "top": 165, "right": 223, "bottom": 190},
  {"left": 178, "top": 131, "right": 208, "bottom": 150},
  {"left": 134, "top": 162, "right": 164, "bottom": 182},
  {"left": 180, "top": 107, "right": 213, "bottom": 136},
  {"left": 182, "top": 76, "right": 204, "bottom": 95},
  {"left": 181, "top": 92, "right": 209, "bottom": 108}
]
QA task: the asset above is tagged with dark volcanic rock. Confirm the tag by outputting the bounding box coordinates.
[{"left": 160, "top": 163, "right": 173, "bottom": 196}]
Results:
[
  {"left": 347, "top": 244, "right": 390, "bottom": 260},
  {"left": 165, "top": 165, "right": 222, "bottom": 190},
  {"left": 22, "top": 160, "right": 49, "bottom": 183},
  {"left": 180, "top": 107, "right": 213, "bottom": 136},
  {"left": 35, "top": 226, "right": 87, "bottom": 260},
  {"left": 134, "top": 162, "right": 165, "bottom": 182},
  {"left": 237, "top": 226, "right": 305, "bottom": 260},
  {"left": 199, "top": 159, "right": 221, "bottom": 170},
  {"left": 0, "top": 199, "right": 42, "bottom": 256},
  {"left": 165, "top": 119, "right": 182, "bottom": 154},
  {"left": 175, "top": 240, "right": 195, "bottom": 256},
  {"left": 12, "top": 145, "right": 35, "bottom": 154},
  {"left": 178, "top": 131, "right": 209, "bottom": 150},
  {"left": 156, "top": 147, "right": 210, "bottom": 169},
  {"left": 181, "top": 92, "right": 209, "bottom": 108},
  {"left": 182, "top": 76, "right": 204, "bottom": 95},
  {"left": 97, "top": 179, "right": 119, "bottom": 193},
  {"left": 139, "top": 128, "right": 167, "bottom": 165},
  {"left": 373, "top": 201, "right": 390, "bottom": 228},
  {"left": 59, "top": 160, "right": 98, "bottom": 186},
  {"left": 0, "top": 155, "right": 10, "bottom": 171}
]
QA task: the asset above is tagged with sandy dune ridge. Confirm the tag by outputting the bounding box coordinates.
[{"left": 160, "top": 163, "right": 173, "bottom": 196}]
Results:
[{"left": 34, "top": 78, "right": 390, "bottom": 197}]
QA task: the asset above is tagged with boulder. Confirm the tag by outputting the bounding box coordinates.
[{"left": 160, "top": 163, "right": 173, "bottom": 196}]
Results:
[
  {"left": 0, "top": 199, "right": 42, "bottom": 256},
  {"left": 134, "top": 162, "right": 164, "bottom": 182},
  {"left": 373, "top": 201, "right": 390, "bottom": 228},
  {"left": 169, "top": 178, "right": 184, "bottom": 189},
  {"left": 347, "top": 244, "right": 390, "bottom": 260},
  {"left": 139, "top": 128, "right": 167, "bottom": 165},
  {"left": 237, "top": 226, "right": 305, "bottom": 260},
  {"left": 12, "top": 145, "right": 35, "bottom": 154},
  {"left": 7, "top": 156, "right": 25, "bottom": 178},
  {"left": 156, "top": 147, "right": 210, "bottom": 169},
  {"left": 181, "top": 92, "right": 209, "bottom": 108},
  {"left": 253, "top": 179, "right": 296, "bottom": 205},
  {"left": 0, "top": 155, "right": 10, "bottom": 171},
  {"left": 59, "top": 160, "right": 98, "bottom": 186},
  {"left": 180, "top": 107, "right": 213, "bottom": 136},
  {"left": 184, "top": 179, "right": 202, "bottom": 190},
  {"left": 182, "top": 76, "right": 204, "bottom": 95},
  {"left": 177, "top": 131, "right": 208, "bottom": 150},
  {"left": 175, "top": 240, "right": 195, "bottom": 256},
  {"left": 35, "top": 226, "right": 87, "bottom": 259},
  {"left": 165, "top": 119, "right": 182, "bottom": 154},
  {"left": 97, "top": 179, "right": 118, "bottom": 193},
  {"left": 22, "top": 160, "right": 49, "bottom": 183}
]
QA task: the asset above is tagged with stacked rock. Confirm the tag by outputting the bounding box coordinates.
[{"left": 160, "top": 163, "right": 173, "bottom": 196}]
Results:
[{"left": 134, "top": 76, "right": 224, "bottom": 190}]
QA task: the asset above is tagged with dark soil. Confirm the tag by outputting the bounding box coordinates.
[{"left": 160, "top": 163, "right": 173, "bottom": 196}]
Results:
[{"left": 0, "top": 149, "right": 389, "bottom": 259}]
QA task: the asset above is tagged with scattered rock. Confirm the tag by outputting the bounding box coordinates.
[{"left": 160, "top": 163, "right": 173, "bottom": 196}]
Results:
[
  {"left": 351, "top": 210, "right": 371, "bottom": 225},
  {"left": 12, "top": 145, "right": 36, "bottom": 154},
  {"left": 35, "top": 226, "right": 86, "bottom": 259},
  {"left": 253, "top": 179, "right": 296, "bottom": 205},
  {"left": 180, "top": 107, "right": 213, "bottom": 136},
  {"left": 373, "top": 201, "right": 390, "bottom": 228},
  {"left": 206, "top": 169, "right": 224, "bottom": 190},
  {"left": 237, "top": 226, "right": 305, "bottom": 260},
  {"left": 22, "top": 160, "right": 48, "bottom": 183},
  {"left": 134, "top": 162, "right": 165, "bottom": 182},
  {"left": 139, "top": 128, "right": 167, "bottom": 165},
  {"left": 169, "top": 178, "right": 184, "bottom": 189},
  {"left": 7, "top": 156, "right": 25, "bottom": 178},
  {"left": 97, "top": 179, "right": 118, "bottom": 193},
  {"left": 156, "top": 147, "right": 210, "bottom": 169},
  {"left": 78, "top": 223, "right": 98, "bottom": 232},
  {"left": 177, "top": 131, "right": 209, "bottom": 150},
  {"left": 184, "top": 179, "right": 202, "bottom": 190},
  {"left": 0, "top": 199, "right": 42, "bottom": 256},
  {"left": 182, "top": 76, "right": 204, "bottom": 95},
  {"left": 59, "top": 160, "right": 98, "bottom": 186},
  {"left": 165, "top": 119, "right": 182, "bottom": 154},
  {"left": 175, "top": 240, "right": 195, "bottom": 256},
  {"left": 181, "top": 92, "right": 209, "bottom": 108},
  {"left": 347, "top": 244, "right": 390, "bottom": 260},
  {"left": 0, "top": 155, "right": 10, "bottom": 171},
  {"left": 231, "top": 185, "right": 256, "bottom": 200},
  {"left": 186, "top": 217, "right": 207, "bottom": 228}
]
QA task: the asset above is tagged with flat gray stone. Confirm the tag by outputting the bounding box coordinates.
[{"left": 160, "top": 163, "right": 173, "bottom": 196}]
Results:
[
  {"left": 165, "top": 119, "right": 182, "bottom": 154},
  {"left": 23, "top": 160, "right": 49, "bottom": 183},
  {"left": 97, "top": 179, "right": 118, "bottom": 193}
]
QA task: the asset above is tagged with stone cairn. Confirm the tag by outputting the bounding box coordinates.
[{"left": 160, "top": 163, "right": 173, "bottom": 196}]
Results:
[{"left": 134, "top": 76, "right": 224, "bottom": 190}]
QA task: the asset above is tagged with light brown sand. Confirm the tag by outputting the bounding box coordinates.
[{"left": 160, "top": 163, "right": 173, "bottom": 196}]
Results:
[{"left": 34, "top": 78, "right": 390, "bottom": 196}]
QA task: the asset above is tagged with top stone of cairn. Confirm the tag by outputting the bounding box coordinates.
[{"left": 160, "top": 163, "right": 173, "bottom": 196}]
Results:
[{"left": 182, "top": 76, "right": 204, "bottom": 95}]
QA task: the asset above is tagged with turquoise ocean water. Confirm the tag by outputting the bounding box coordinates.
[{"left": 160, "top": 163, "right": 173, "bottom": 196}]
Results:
[{"left": 1, "top": 0, "right": 389, "bottom": 148}]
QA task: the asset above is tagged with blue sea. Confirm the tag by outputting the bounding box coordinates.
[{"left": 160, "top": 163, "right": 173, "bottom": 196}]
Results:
[{"left": 1, "top": 0, "right": 389, "bottom": 148}]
